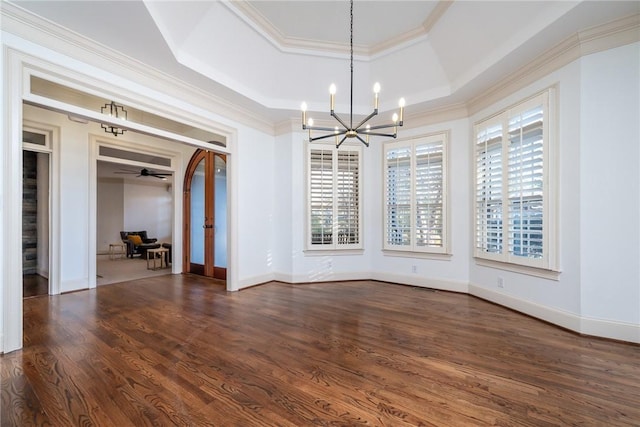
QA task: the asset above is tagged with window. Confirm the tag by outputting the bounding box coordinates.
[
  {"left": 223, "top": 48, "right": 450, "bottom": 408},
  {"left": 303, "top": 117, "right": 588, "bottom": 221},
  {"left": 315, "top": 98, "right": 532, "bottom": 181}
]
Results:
[
  {"left": 384, "top": 132, "right": 449, "bottom": 254},
  {"left": 474, "top": 89, "right": 557, "bottom": 270},
  {"left": 307, "top": 143, "right": 362, "bottom": 250}
]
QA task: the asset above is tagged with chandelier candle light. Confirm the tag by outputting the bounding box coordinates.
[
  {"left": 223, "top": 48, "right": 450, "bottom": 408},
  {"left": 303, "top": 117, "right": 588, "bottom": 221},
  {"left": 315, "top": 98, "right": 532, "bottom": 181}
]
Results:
[{"left": 301, "top": 0, "right": 405, "bottom": 148}]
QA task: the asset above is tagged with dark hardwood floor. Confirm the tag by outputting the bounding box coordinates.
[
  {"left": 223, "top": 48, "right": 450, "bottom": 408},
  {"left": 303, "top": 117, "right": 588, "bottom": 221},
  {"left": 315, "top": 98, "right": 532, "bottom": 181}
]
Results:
[
  {"left": 22, "top": 274, "right": 48, "bottom": 299},
  {"left": 2, "top": 276, "right": 639, "bottom": 426}
]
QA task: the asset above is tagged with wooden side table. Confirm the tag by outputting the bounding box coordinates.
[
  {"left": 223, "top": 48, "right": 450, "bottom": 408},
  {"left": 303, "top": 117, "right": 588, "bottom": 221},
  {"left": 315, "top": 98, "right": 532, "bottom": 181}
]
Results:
[
  {"left": 146, "top": 247, "right": 169, "bottom": 270},
  {"left": 109, "top": 243, "right": 126, "bottom": 260}
]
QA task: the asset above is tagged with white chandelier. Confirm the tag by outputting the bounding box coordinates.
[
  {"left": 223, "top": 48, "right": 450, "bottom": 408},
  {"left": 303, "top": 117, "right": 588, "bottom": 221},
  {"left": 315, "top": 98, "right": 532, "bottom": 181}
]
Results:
[{"left": 301, "top": 0, "right": 405, "bottom": 148}]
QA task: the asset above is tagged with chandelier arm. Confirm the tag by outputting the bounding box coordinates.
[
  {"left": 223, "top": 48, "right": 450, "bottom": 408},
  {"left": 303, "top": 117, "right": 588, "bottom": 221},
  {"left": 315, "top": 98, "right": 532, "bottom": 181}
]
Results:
[
  {"left": 355, "top": 135, "right": 370, "bottom": 147},
  {"left": 307, "top": 125, "right": 347, "bottom": 132},
  {"left": 310, "top": 132, "right": 346, "bottom": 142},
  {"left": 364, "top": 131, "right": 397, "bottom": 138},
  {"left": 331, "top": 112, "right": 351, "bottom": 131},
  {"left": 336, "top": 135, "right": 349, "bottom": 149},
  {"left": 353, "top": 110, "right": 378, "bottom": 130},
  {"left": 366, "top": 122, "right": 402, "bottom": 131}
]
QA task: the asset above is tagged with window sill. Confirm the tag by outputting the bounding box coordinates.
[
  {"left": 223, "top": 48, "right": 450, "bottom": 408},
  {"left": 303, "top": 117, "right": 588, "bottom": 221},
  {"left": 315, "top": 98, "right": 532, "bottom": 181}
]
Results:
[
  {"left": 304, "top": 249, "right": 364, "bottom": 256},
  {"left": 383, "top": 250, "right": 452, "bottom": 261},
  {"left": 474, "top": 258, "right": 561, "bottom": 280}
]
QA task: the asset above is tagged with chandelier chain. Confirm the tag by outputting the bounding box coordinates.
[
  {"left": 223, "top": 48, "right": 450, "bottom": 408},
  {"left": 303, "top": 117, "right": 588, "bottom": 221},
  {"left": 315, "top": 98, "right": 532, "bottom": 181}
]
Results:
[{"left": 350, "top": 0, "right": 354, "bottom": 128}]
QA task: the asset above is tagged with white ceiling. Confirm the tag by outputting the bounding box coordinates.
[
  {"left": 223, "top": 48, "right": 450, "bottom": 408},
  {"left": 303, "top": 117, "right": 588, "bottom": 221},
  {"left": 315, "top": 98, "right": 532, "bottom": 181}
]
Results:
[{"left": 10, "top": 1, "right": 640, "bottom": 126}]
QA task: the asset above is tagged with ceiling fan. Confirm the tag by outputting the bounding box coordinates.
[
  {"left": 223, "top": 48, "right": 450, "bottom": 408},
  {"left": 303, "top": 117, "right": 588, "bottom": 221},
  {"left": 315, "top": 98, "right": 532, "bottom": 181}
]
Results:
[{"left": 114, "top": 168, "right": 172, "bottom": 180}]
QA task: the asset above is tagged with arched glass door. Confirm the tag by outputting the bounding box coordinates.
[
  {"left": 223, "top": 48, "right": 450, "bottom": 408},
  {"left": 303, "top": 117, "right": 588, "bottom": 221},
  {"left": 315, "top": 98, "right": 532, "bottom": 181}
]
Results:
[{"left": 184, "top": 149, "right": 227, "bottom": 280}]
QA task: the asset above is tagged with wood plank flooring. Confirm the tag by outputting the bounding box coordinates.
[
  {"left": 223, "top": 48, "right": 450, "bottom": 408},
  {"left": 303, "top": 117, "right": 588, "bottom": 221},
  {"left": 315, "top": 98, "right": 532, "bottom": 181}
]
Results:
[
  {"left": 22, "top": 274, "right": 48, "bottom": 299},
  {"left": 2, "top": 275, "right": 639, "bottom": 426}
]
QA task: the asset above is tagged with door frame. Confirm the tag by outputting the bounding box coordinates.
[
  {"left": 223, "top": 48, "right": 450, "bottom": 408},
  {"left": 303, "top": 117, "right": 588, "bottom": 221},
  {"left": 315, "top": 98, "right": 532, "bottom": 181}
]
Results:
[
  {"left": 183, "top": 149, "right": 227, "bottom": 280},
  {"left": 22, "top": 120, "right": 60, "bottom": 296},
  {"left": 89, "top": 136, "right": 182, "bottom": 288}
]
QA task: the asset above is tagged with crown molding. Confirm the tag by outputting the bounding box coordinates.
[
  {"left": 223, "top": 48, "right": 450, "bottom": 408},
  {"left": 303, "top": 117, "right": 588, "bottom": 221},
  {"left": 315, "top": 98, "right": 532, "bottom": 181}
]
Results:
[
  {"left": 224, "top": 0, "right": 451, "bottom": 60},
  {"left": 422, "top": 1, "right": 452, "bottom": 34},
  {"left": 1, "top": 1, "right": 275, "bottom": 136},
  {"left": 467, "top": 13, "right": 640, "bottom": 116}
]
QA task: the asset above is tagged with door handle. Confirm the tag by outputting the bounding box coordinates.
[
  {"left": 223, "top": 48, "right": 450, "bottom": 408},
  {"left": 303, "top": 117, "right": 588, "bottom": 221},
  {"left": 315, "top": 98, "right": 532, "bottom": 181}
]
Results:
[{"left": 203, "top": 224, "right": 214, "bottom": 229}]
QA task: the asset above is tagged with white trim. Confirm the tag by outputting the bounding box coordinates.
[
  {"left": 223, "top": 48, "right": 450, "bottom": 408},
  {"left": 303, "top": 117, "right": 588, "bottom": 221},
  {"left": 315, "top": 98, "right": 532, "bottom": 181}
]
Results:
[
  {"left": 372, "top": 272, "right": 468, "bottom": 293},
  {"left": 21, "top": 119, "right": 61, "bottom": 295},
  {"left": 467, "top": 13, "right": 640, "bottom": 116},
  {"left": 2, "top": 47, "right": 25, "bottom": 353},
  {"left": 383, "top": 131, "right": 450, "bottom": 255},
  {"left": 580, "top": 316, "right": 640, "bottom": 344},
  {"left": 89, "top": 135, "right": 184, "bottom": 289},
  {"left": 222, "top": 0, "right": 450, "bottom": 60},
  {"left": 60, "top": 278, "right": 90, "bottom": 292},
  {"left": 474, "top": 258, "right": 561, "bottom": 281},
  {"left": 473, "top": 89, "right": 557, "bottom": 271},
  {"left": 469, "top": 283, "right": 581, "bottom": 331},
  {"left": 303, "top": 249, "right": 364, "bottom": 257},
  {"left": 382, "top": 250, "right": 452, "bottom": 261},
  {"left": 305, "top": 142, "right": 364, "bottom": 251},
  {"left": 469, "top": 284, "right": 640, "bottom": 344}
]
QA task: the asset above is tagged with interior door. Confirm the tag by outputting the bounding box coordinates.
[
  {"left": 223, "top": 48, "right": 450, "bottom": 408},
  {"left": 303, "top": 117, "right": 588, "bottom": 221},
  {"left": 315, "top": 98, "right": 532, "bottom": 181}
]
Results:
[{"left": 184, "top": 149, "right": 227, "bottom": 280}]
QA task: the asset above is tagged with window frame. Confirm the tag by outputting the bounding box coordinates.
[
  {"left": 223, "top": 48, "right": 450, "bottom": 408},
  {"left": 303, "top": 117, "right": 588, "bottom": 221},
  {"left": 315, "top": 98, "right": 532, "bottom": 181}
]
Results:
[
  {"left": 473, "top": 89, "right": 558, "bottom": 272},
  {"left": 305, "top": 142, "right": 363, "bottom": 252},
  {"left": 383, "top": 132, "right": 450, "bottom": 255}
]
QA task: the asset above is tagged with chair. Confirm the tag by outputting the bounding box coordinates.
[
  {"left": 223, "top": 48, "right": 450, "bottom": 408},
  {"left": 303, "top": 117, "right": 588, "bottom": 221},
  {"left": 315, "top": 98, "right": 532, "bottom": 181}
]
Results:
[{"left": 120, "top": 231, "right": 160, "bottom": 258}]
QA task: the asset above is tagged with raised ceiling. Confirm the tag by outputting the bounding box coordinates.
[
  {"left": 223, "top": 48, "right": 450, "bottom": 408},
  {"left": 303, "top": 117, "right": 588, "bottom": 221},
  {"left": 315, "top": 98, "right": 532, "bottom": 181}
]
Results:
[{"left": 10, "top": 1, "right": 640, "bottom": 127}]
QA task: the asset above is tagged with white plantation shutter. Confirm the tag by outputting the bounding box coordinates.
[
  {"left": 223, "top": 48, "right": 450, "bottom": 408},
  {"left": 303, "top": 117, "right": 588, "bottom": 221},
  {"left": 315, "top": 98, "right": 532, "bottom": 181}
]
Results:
[
  {"left": 309, "top": 149, "right": 333, "bottom": 245},
  {"left": 415, "top": 141, "right": 444, "bottom": 248},
  {"left": 337, "top": 151, "right": 360, "bottom": 245},
  {"left": 475, "top": 121, "right": 503, "bottom": 256},
  {"left": 385, "top": 145, "right": 412, "bottom": 247},
  {"left": 384, "top": 134, "right": 448, "bottom": 253},
  {"left": 508, "top": 104, "right": 544, "bottom": 259},
  {"left": 474, "top": 90, "right": 556, "bottom": 270},
  {"left": 307, "top": 144, "right": 362, "bottom": 250}
]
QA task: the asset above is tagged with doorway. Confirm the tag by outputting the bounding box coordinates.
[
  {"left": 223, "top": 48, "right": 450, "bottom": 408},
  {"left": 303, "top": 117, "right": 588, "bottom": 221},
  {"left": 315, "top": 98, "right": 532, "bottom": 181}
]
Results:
[
  {"left": 22, "top": 124, "right": 53, "bottom": 298},
  {"left": 183, "top": 149, "right": 227, "bottom": 280}
]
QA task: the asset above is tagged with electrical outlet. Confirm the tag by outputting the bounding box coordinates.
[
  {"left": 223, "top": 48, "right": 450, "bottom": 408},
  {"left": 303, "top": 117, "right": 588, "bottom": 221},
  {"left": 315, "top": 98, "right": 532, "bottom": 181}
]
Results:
[
  {"left": 327, "top": 260, "right": 332, "bottom": 269},
  {"left": 412, "top": 265, "right": 417, "bottom": 274},
  {"left": 497, "top": 277, "right": 504, "bottom": 288}
]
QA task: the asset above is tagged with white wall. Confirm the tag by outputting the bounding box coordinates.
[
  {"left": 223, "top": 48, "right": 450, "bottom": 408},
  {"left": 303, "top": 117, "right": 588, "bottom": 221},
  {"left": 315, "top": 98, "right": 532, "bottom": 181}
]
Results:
[
  {"left": 123, "top": 181, "right": 173, "bottom": 245},
  {"left": 96, "top": 178, "right": 124, "bottom": 253},
  {"left": 235, "top": 125, "right": 277, "bottom": 287},
  {"left": 468, "top": 60, "right": 584, "bottom": 323},
  {"left": 369, "top": 118, "right": 471, "bottom": 292},
  {"left": 468, "top": 44, "right": 640, "bottom": 342},
  {"left": 580, "top": 42, "right": 640, "bottom": 327},
  {"left": 272, "top": 132, "right": 294, "bottom": 278}
]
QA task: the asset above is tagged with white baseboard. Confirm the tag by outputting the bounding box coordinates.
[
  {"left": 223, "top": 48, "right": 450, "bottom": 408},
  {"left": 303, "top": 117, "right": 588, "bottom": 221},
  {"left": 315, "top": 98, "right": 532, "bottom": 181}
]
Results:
[
  {"left": 236, "top": 273, "right": 277, "bottom": 290},
  {"left": 60, "top": 278, "right": 89, "bottom": 293},
  {"left": 373, "top": 272, "right": 469, "bottom": 293},
  {"left": 581, "top": 316, "right": 640, "bottom": 344},
  {"left": 469, "top": 283, "right": 640, "bottom": 344},
  {"left": 37, "top": 267, "right": 49, "bottom": 279}
]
